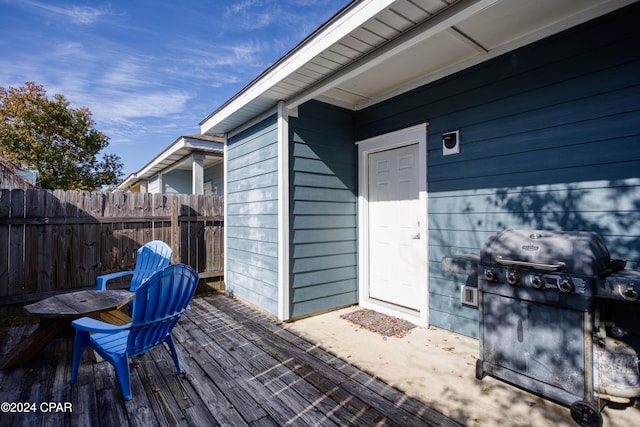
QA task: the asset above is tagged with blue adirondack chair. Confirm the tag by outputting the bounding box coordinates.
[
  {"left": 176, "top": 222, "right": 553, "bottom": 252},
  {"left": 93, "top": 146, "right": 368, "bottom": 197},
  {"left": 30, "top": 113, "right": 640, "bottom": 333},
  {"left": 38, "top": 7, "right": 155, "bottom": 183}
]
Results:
[
  {"left": 96, "top": 240, "right": 172, "bottom": 291},
  {"left": 70, "top": 263, "right": 199, "bottom": 400}
]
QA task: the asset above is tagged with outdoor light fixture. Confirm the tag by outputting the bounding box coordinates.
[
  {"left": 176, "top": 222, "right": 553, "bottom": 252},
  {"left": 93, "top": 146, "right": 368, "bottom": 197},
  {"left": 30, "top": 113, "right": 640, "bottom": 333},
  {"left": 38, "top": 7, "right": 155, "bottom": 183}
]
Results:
[{"left": 442, "top": 130, "right": 460, "bottom": 155}]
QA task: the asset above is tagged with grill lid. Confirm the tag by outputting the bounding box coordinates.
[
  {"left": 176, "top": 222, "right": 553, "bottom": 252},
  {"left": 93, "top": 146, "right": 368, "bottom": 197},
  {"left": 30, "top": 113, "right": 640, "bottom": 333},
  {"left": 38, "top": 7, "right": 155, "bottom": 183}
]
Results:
[{"left": 480, "top": 230, "right": 611, "bottom": 275}]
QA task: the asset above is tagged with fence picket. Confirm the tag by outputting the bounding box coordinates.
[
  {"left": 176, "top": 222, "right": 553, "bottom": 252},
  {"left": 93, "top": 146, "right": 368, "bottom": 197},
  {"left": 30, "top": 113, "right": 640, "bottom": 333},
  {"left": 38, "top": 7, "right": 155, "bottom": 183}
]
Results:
[
  {"left": 9, "top": 190, "right": 25, "bottom": 299},
  {"left": 0, "top": 190, "right": 11, "bottom": 297},
  {"left": 23, "top": 189, "right": 46, "bottom": 294}
]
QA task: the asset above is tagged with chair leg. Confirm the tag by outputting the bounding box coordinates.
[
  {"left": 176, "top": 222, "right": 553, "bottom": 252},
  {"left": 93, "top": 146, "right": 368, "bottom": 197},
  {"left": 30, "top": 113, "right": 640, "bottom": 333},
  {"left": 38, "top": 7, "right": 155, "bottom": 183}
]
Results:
[
  {"left": 112, "top": 355, "right": 132, "bottom": 400},
  {"left": 70, "top": 330, "right": 90, "bottom": 383},
  {"left": 165, "top": 335, "right": 184, "bottom": 373}
]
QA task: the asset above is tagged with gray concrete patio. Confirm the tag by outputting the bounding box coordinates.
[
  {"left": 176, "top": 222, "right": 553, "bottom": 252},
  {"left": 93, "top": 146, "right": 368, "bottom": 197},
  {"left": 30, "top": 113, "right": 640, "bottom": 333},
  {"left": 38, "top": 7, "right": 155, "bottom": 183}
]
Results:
[{"left": 287, "top": 305, "right": 640, "bottom": 427}]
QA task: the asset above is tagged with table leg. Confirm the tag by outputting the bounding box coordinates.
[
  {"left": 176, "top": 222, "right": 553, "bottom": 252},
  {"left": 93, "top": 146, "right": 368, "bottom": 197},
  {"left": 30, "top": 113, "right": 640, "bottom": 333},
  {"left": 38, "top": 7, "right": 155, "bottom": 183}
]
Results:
[{"left": 0, "top": 318, "right": 68, "bottom": 369}]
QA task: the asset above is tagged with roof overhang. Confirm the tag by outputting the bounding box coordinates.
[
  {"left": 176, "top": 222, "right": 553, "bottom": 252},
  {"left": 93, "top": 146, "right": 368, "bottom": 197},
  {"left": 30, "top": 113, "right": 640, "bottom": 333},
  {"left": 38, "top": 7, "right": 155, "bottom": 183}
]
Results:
[
  {"left": 117, "top": 134, "right": 223, "bottom": 190},
  {"left": 200, "top": 0, "right": 636, "bottom": 137}
]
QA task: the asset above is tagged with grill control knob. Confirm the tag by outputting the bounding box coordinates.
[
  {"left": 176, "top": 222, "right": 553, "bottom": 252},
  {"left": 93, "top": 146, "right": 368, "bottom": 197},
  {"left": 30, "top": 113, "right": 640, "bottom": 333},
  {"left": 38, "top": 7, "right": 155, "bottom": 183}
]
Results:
[
  {"left": 558, "top": 279, "right": 573, "bottom": 293},
  {"left": 485, "top": 270, "right": 496, "bottom": 282},
  {"left": 621, "top": 288, "right": 639, "bottom": 302},
  {"left": 531, "top": 276, "right": 544, "bottom": 289},
  {"left": 507, "top": 271, "right": 519, "bottom": 286},
  {"left": 610, "top": 326, "right": 627, "bottom": 337}
]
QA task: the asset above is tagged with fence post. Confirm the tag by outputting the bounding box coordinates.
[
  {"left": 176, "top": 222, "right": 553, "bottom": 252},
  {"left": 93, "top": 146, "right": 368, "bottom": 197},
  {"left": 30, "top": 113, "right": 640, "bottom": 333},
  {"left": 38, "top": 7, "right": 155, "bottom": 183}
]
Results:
[{"left": 171, "top": 196, "right": 179, "bottom": 264}]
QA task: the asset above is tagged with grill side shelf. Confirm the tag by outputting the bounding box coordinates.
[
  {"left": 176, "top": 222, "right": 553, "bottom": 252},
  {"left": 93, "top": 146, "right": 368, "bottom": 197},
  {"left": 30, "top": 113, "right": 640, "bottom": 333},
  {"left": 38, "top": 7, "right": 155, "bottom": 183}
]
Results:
[{"left": 442, "top": 254, "right": 480, "bottom": 276}]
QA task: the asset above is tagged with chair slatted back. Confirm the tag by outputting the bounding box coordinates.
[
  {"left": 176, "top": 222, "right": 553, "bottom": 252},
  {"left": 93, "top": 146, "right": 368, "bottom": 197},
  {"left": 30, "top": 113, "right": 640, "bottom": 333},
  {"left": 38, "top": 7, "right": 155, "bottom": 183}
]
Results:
[
  {"left": 127, "top": 264, "right": 198, "bottom": 356},
  {"left": 130, "top": 240, "right": 173, "bottom": 292}
]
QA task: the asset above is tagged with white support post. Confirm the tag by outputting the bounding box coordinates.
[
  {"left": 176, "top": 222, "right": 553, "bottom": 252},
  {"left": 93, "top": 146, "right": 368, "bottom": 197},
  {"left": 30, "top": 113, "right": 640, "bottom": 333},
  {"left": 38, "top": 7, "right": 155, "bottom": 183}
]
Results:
[{"left": 192, "top": 153, "right": 204, "bottom": 195}]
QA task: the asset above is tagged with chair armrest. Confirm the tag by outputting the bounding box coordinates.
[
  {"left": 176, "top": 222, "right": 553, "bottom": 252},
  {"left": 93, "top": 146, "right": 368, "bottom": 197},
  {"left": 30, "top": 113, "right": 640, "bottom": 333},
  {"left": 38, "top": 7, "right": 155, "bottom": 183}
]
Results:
[
  {"left": 96, "top": 271, "right": 134, "bottom": 290},
  {"left": 71, "top": 316, "right": 131, "bottom": 333}
]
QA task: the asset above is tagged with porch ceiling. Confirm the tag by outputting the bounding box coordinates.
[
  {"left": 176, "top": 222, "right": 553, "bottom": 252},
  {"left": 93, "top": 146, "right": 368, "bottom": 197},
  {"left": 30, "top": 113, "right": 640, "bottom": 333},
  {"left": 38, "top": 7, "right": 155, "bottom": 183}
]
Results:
[{"left": 200, "top": 0, "right": 635, "bottom": 137}]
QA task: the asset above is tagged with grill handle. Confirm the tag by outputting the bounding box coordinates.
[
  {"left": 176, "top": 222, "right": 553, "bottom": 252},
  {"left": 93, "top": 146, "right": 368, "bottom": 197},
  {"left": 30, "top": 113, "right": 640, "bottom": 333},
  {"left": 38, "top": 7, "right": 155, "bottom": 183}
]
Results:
[{"left": 495, "top": 256, "right": 566, "bottom": 271}]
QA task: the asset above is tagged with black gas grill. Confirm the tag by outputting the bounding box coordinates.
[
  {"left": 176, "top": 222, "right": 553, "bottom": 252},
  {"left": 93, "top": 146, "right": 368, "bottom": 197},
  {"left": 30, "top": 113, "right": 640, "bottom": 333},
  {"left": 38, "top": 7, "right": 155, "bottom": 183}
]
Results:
[{"left": 443, "top": 230, "right": 640, "bottom": 427}]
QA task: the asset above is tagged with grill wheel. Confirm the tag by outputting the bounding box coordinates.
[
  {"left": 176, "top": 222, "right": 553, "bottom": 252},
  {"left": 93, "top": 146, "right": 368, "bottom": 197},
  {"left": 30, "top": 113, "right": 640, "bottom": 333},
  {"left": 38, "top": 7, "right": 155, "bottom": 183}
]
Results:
[{"left": 570, "top": 400, "right": 603, "bottom": 427}]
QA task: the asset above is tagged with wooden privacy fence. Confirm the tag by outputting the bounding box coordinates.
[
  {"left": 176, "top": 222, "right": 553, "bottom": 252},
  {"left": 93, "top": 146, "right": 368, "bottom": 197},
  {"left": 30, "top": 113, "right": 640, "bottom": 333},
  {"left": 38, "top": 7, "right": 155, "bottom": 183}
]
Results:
[{"left": 0, "top": 189, "right": 223, "bottom": 304}]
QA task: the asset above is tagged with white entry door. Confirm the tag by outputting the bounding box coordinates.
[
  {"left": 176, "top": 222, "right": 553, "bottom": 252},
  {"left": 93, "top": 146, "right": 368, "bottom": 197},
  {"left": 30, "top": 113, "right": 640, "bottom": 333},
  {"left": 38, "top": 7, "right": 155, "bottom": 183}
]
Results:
[{"left": 368, "top": 143, "right": 422, "bottom": 310}]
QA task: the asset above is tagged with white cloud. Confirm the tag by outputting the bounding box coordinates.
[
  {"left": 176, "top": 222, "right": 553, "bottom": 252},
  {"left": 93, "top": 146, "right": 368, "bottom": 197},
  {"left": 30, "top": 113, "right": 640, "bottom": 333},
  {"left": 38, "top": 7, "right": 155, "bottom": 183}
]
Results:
[
  {"left": 96, "top": 91, "right": 192, "bottom": 120},
  {"left": 226, "top": 0, "right": 263, "bottom": 15},
  {"left": 224, "top": 0, "right": 277, "bottom": 30},
  {"left": 100, "top": 118, "right": 182, "bottom": 147},
  {"left": 21, "top": 0, "right": 113, "bottom": 25},
  {"left": 51, "top": 42, "right": 88, "bottom": 56},
  {"left": 100, "top": 59, "right": 153, "bottom": 88}
]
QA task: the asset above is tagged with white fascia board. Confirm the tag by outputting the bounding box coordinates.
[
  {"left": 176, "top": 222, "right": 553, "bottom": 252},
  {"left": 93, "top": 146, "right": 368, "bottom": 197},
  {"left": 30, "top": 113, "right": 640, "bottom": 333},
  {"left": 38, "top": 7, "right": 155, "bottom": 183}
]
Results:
[
  {"left": 287, "top": 0, "right": 500, "bottom": 110},
  {"left": 182, "top": 136, "right": 224, "bottom": 152},
  {"left": 116, "top": 173, "right": 138, "bottom": 190},
  {"left": 199, "top": 0, "right": 395, "bottom": 135}
]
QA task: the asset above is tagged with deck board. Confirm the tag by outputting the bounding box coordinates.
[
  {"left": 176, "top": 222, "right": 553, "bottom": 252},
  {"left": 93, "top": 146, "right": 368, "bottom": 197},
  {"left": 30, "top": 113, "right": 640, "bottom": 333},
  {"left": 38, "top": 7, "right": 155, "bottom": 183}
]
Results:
[{"left": 0, "top": 293, "right": 460, "bottom": 426}]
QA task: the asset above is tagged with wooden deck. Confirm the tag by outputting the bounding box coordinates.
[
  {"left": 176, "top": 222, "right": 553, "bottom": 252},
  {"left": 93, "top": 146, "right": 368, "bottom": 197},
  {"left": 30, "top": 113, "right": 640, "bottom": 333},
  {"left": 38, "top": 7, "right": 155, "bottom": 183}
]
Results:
[{"left": 0, "top": 293, "right": 460, "bottom": 426}]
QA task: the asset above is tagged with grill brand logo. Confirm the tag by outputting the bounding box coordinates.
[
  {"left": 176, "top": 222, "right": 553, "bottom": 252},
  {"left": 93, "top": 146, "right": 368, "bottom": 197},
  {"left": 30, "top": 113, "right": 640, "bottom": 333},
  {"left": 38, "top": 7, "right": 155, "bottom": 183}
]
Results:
[{"left": 521, "top": 245, "right": 539, "bottom": 251}]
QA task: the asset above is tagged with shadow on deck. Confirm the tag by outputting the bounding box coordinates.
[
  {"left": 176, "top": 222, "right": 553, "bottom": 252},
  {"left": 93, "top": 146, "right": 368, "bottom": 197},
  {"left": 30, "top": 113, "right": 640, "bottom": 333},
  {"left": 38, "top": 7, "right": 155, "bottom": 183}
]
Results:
[{"left": 0, "top": 293, "right": 460, "bottom": 426}]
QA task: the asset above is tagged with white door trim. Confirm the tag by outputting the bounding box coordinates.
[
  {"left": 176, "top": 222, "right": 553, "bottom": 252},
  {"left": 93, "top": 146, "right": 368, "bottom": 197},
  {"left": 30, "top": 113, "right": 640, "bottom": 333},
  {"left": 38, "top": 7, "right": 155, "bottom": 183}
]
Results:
[{"left": 356, "top": 123, "right": 429, "bottom": 326}]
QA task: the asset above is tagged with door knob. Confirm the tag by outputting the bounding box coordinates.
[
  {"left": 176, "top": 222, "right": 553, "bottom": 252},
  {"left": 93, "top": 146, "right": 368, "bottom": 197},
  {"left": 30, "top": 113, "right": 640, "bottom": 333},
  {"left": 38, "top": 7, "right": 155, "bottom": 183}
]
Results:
[{"left": 411, "top": 233, "right": 420, "bottom": 240}]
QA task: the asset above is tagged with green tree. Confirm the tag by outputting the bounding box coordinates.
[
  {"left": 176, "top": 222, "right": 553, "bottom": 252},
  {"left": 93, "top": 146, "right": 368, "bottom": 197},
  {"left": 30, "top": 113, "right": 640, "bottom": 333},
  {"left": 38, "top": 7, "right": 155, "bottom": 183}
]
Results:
[{"left": 0, "top": 82, "right": 123, "bottom": 190}]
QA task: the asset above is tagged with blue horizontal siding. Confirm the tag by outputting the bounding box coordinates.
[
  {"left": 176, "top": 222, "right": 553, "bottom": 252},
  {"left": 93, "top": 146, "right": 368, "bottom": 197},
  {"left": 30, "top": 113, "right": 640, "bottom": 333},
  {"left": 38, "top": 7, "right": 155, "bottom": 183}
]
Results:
[
  {"left": 226, "top": 115, "right": 279, "bottom": 315},
  {"left": 204, "top": 163, "right": 224, "bottom": 195},
  {"left": 227, "top": 200, "right": 277, "bottom": 216},
  {"left": 292, "top": 253, "right": 357, "bottom": 274},
  {"left": 354, "top": 4, "right": 640, "bottom": 337},
  {"left": 292, "top": 241, "right": 357, "bottom": 258},
  {"left": 292, "top": 200, "right": 356, "bottom": 215},
  {"left": 288, "top": 101, "right": 357, "bottom": 318},
  {"left": 227, "top": 171, "right": 278, "bottom": 193},
  {"left": 292, "top": 228, "right": 357, "bottom": 244},
  {"left": 292, "top": 186, "right": 355, "bottom": 202},
  {"left": 162, "top": 169, "right": 191, "bottom": 194},
  {"left": 293, "top": 171, "right": 353, "bottom": 189},
  {"left": 428, "top": 182, "right": 640, "bottom": 272},
  {"left": 291, "top": 266, "right": 357, "bottom": 288}
]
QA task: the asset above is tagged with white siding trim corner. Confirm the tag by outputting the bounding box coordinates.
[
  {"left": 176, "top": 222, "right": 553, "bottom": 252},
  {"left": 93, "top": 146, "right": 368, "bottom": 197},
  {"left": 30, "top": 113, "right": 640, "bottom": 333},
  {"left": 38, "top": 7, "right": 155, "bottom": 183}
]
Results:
[
  {"left": 223, "top": 134, "right": 229, "bottom": 292},
  {"left": 277, "top": 102, "right": 291, "bottom": 321}
]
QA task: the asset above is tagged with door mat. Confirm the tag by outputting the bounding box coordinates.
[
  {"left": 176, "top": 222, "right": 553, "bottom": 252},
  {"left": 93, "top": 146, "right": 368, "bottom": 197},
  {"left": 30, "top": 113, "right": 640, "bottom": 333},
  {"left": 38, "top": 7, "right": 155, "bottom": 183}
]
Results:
[{"left": 340, "top": 309, "right": 416, "bottom": 337}]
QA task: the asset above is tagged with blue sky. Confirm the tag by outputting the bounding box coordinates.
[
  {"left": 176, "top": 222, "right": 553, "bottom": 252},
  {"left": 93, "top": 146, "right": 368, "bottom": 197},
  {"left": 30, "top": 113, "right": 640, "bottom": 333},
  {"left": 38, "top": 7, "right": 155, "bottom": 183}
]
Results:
[{"left": 0, "top": 0, "right": 350, "bottom": 178}]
